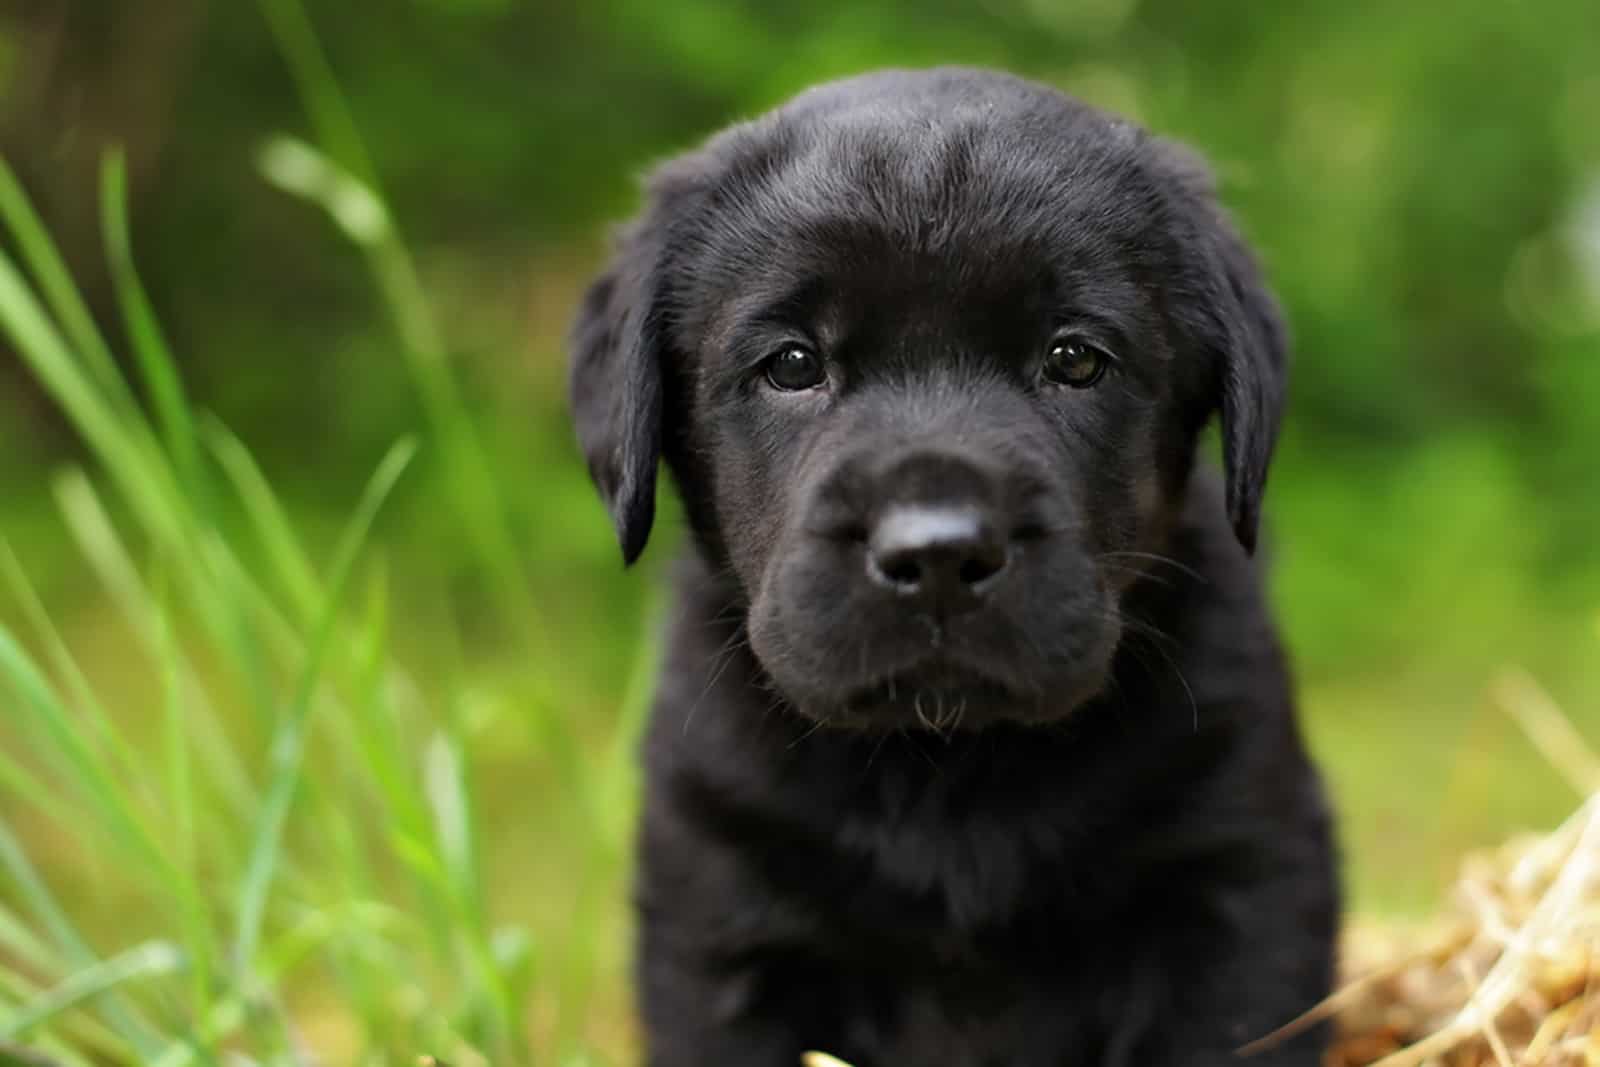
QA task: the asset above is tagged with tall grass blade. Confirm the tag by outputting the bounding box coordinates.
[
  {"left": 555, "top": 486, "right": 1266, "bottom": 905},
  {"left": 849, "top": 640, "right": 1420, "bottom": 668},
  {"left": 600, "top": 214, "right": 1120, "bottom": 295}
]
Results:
[
  {"left": 423, "top": 731, "right": 482, "bottom": 926},
  {"left": 253, "top": 0, "right": 380, "bottom": 188},
  {"left": 201, "top": 417, "right": 321, "bottom": 622},
  {"left": 345, "top": 568, "right": 462, "bottom": 961},
  {"left": 247, "top": 13, "right": 549, "bottom": 651},
  {"left": 252, "top": 136, "right": 534, "bottom": 629},
  {"left": 0, "top": 902, "right": 56, "bottom": 976},
  {"left": 151, "top": 567, "right": 218, "bottom": 1018},
  {"left": 0, "top": 541, "right": 139, "bottom": 785},
  {"left": 0, "top": 942, "right": 183, "bottom": 1043},
  {"left": 100, "top": 152, "right": 206, "bottom": 505},
  {"left": 233, "top": 438, "right": 417, "bottom": 975},
  {"left": 52, "top": 471, "right": 258, "bottom": 819},
  {"left": 423, "top": 728, "right": 523, "bottom": 1055},
  {"left": 0, "top": 156, "right": 136, "bottom": 416},
  {"left": 0, "top": 1036, "right": 95, "bottom": 1067},
  {"left": 0, "top": 747, "right": 87, "bottom": 852},
  {"left": 0, "top": 252, "right": 182, "bottom": 547},
  {"left": 0, "top": 825, "right": 162, "bottom": 1056},
  {"left": 0, "top": 625, "right": 170, "bottom": 877}
]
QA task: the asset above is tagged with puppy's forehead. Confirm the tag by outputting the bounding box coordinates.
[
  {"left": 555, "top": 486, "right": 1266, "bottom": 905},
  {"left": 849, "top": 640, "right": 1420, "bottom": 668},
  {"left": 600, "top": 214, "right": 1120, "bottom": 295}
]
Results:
[{"left": 680, "top": 88, "right": 1169, "bottom": 344}]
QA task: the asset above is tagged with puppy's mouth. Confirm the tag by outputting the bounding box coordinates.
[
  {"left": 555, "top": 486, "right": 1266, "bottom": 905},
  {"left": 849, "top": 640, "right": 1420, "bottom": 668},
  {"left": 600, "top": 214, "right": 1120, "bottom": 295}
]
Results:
[{"left": 828, "top": 660, "right": 1031, "bottom": 732}]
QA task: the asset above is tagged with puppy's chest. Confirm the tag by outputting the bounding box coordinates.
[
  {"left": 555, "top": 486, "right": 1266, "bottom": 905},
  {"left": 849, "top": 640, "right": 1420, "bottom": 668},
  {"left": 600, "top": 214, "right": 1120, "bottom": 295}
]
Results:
[
  {"left": 760, "top": 827, "right": 1138, "bottom": 1067},
  {"left": 793, "top": 784, "right": 1122, "bottom": 955}
]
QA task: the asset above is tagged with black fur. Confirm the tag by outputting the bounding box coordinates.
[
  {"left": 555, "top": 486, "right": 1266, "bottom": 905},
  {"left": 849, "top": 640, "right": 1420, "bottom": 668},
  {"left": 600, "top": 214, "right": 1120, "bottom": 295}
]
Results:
[{"left": 570, "top": 67, "right": 1338, "bottom": 1067}]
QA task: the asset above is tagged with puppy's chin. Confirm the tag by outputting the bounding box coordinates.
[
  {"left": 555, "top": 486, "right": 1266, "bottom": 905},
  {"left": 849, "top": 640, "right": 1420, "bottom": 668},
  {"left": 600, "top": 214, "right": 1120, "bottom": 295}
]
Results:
[
  {"left": 751, "top": 646, "right": 1119, "bottom": 735},
  {"left": 837, "top": 676, "right": 1098, "bottom": 734}
]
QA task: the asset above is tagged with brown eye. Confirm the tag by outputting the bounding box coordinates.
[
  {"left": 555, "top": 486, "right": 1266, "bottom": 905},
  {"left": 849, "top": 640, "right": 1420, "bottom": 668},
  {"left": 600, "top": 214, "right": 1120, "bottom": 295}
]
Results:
[
  {"left": 764, "top": 345, "right": 827, "bottom": 391},
  {"left": 1041, "top": 338, "right": 1112, "bottom": 389}
]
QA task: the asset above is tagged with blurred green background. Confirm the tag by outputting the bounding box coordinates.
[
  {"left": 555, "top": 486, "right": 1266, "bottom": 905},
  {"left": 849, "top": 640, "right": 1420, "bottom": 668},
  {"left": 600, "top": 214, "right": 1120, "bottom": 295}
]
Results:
[{"left": 1, "top": 0, "right": 1598, "bottom": 1062}]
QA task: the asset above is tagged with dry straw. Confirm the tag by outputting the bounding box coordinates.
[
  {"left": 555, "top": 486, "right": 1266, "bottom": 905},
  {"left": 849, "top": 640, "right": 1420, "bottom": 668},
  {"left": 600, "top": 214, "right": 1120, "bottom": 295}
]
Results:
[{"left": 1311, "top": 668, "right": 1600, "bottom": 1067}]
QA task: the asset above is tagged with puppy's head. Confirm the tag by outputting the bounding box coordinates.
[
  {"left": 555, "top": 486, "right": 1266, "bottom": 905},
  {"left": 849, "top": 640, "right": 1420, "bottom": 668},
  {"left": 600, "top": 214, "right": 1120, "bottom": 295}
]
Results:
[{"left": 570, "top": 68, "right": 1286, "bottom": 730}]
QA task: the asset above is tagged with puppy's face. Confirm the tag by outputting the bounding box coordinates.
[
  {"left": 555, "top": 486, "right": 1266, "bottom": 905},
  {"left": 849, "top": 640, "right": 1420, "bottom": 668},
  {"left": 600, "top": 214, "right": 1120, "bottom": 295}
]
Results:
[{"left": 571, "top": 69, "right": 1286, "bottom": 730}]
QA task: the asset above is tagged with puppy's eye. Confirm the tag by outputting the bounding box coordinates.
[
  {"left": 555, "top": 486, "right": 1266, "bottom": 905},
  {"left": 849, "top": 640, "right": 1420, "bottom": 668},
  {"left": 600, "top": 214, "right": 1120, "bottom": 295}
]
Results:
[
  {"left": 1041, "top": 338, "right": 1112, "bottom": 389},
  {"left": 763, "top": 345, "right": 827, "bottom": 392}
]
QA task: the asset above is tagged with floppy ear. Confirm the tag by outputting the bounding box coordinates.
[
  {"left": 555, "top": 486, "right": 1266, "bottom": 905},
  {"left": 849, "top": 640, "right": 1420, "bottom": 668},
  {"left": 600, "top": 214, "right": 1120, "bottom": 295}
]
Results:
[
  {"left": 568, "top": 214, "right": 670, "bottom": 565},
  {"left": 1154, "top": 141, "right": 1289, "bottom": 554},
  {"left": 1210, "top": 220, "right": 1289, "bottom": 555}
]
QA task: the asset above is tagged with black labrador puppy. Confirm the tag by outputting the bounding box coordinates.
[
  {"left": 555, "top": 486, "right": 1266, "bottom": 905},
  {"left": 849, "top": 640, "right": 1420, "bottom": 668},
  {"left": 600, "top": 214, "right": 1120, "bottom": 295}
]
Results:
[{"left": 570, "top": 67, "right": 1338, "bottom": 1067}]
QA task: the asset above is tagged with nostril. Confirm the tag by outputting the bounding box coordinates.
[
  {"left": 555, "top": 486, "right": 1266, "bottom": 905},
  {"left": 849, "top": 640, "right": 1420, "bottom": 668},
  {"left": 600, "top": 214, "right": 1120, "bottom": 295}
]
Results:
[
  {"left": 879, "top": 555, "right": 923, "bottom": 589},
  {"left": 1011, "top": 520, "right": 1051, "bottom": 543},
  {"left": 958, "top": 552, "right": 1005, "bottom": 587}
]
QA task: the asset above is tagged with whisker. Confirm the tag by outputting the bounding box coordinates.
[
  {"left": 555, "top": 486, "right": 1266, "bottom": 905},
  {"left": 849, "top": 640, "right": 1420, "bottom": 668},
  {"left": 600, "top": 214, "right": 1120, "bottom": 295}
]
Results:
[
  {"left": 787, "top": 714, "right": 830, "bottom": 748},
  {"left": 1097, "top": 550, "right": 1206, "bottom": 584},
  {"left": 685, "top": 623, "right": 751, "bottom": 735},
  {"left": 1111, "top": 612, "right": 1200, "bottom": 731},
  {"left": 1097, "top": 561, "right": 1175, "bottom": 589}
]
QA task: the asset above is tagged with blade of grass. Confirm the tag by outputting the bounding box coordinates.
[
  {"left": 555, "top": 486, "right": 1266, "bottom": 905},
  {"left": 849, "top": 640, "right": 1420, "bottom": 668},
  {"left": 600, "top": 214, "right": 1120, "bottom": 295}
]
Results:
[
  {"left": 0, "top": 824, "right": 163, "bottom": 1057},
  {"left": 152, "top": 564, "right": 217, "bottom": 1019},
  {"left": 253, "top": 135, "right": 547, "bottom": 654},
  {"left": 0, "top": 156, "right": 138, "bottom": 418},
  {"left": 423, "top": 727, "right": 524, "bottom": 1057},
  {"left": 51, "top": 471, "right": 258, "bottom": 822},
  {"left": 194, "top": 427, "right": 462, "bottom": 801},
  {"left": 0, "top": 1031, "right": 96, "bottom": 1067},
  {"left": 0, "top": 251, "right": 183, "bottom": 548},
  {"left": 0, "top": 902, "right": 57, "bottom": 976},
  {"left": 246, "top": 27, "right": 554, "bottom": 664},
  {"left": 0, "top": 942, "right": 183, "bottom": 1043},
  {"left": 0, "top": 624, "right": 173, "bottom": 877},
  {"left": 0, "top": 962, "right": 193, "bottom": 1067},
  {"left": 304, "top": 820, "right": 392, "bottom": 1054},
  {"left": 252, "top": 0, "right": 380, "bottom": 189},
  {"left": 423, "top": 731, "right": 483, "bottom": 938},
  {"left": 0, "top": 616, "right": 216, "bottom": 1051},
  {"left": 201, "top": 417, "right": 320, "bottom": 623},
  {"left": 184, "top": 530, "right": 281, "bottom": 734},
  {"left": 99, "top": 152, "right": 206, "bottom": 507},
  {"left": 233, "top": 438, "right": 417, "bottom": 976},
  {"left": 0, "top": 734, "right": 95, "bottom": 849},
  {"left": 347, "top": 565, "right": 456, "bottom": 954},
  {"left": 0, "top": 540, "right": 142, "bottom": 786}
]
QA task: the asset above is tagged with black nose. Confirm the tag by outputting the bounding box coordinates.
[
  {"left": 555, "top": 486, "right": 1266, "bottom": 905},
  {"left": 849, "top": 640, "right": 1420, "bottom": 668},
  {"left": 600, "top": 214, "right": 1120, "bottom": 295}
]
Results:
[{"left": 866, "top": 504, "right": 1008, "bottom": 615}]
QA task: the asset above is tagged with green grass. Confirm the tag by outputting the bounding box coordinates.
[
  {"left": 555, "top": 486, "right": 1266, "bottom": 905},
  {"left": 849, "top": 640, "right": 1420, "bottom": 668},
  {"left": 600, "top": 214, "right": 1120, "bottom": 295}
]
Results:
[{"left": 0, "top": 9, "right": 647, "bottom": 1056}]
